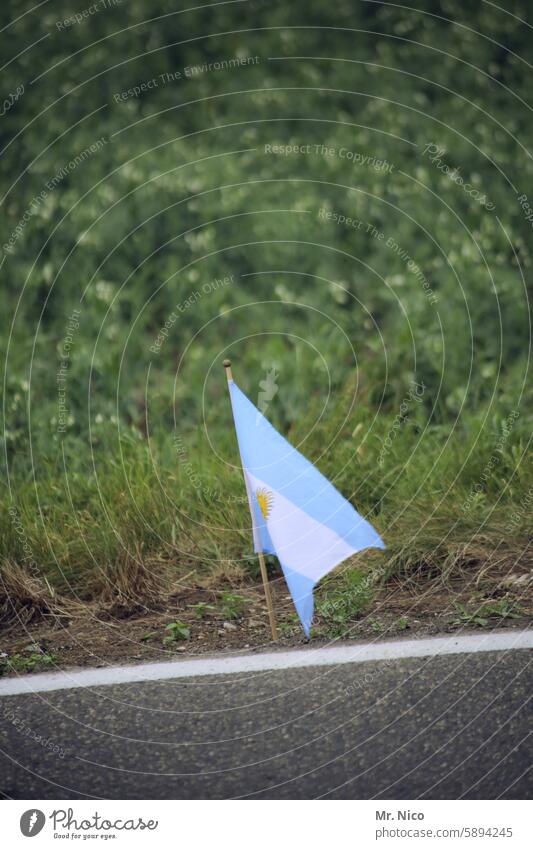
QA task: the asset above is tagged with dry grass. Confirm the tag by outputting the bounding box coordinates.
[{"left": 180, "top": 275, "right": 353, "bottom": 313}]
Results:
[
  {"left": 0, "top": 560, "right": 67, "bottom": 628},
  {"left": 89, "top": 545, "right": 178, "bottom": 608}
]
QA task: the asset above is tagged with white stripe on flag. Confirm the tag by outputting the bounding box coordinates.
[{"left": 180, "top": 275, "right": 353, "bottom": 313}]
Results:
[{"left": 246, "top": 471, "right": 357, "bottom": 582}]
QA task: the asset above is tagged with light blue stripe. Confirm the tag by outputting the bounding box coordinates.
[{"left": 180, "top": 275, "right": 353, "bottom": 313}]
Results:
[{"left": 283, "top": 569, "right": 315, "bottom": 638}]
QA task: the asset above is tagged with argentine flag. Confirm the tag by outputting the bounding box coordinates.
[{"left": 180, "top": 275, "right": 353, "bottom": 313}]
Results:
[{"left": 228, "top": 378, "right": 385, "bottom": 637}]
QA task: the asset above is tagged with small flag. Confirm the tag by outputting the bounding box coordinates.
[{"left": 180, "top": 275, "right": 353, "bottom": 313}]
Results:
[{"left": 228, "top": 378, "right": 385, "bottom": 636}]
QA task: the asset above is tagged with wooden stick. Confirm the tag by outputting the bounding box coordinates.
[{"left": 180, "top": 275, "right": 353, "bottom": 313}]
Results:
[
  {"left": 223, "top": 358, "right": 278, "bottom": 642},
  {"left": 258, "top": 551, "right": 278, "bottom": 642}
]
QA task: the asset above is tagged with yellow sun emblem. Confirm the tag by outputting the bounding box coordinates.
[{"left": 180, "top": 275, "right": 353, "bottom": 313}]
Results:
[{"left": 256, "top": 487, "right": 274, "bottom": 520}]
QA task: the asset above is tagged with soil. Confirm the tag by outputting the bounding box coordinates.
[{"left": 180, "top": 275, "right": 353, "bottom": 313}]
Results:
[{"left": 1, "top": 561, "right": 532, "bottom": 677}]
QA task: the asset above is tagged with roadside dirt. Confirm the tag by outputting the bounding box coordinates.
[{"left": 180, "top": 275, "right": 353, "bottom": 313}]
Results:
[{"left": 1, "top": 561, "right": 531, "bottom": 676}]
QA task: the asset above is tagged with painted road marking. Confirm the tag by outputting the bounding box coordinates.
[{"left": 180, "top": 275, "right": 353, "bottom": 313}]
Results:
[{"left": 0, "top": 629, "right": 531, "bottom": 696}]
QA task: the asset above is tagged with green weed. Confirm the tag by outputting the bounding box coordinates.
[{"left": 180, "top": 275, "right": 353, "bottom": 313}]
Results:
[
  {"left": 316, "top": 569, "right": 374, "bottom": 638},
  {"left": 1, "top": 651, "right": 57, "bottom": 675},
  {"left": 277, "top": 613, "right": 300, "bottom": 635},
  {"left": 450, "top": 599, "right": 524, "bottom": 628},
  {"left": 141, "top": 632, "right": 157, "bottom": 642},
  {"left": 188, "top": 603, "right": 217, "bottom": 620},
  {"left": 163, "top": 621, "right": 191, "bottom": 644},
  {"left": 219, "top": 593, "right": 247, "bottom": 620}
]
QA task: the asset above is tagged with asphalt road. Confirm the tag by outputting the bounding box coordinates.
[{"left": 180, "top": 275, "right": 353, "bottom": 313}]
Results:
[{"left": 0, "top": 637, "right": 531, "bottom": 799}]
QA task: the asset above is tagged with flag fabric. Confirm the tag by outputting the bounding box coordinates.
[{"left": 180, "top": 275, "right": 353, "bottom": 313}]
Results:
[{"left": 228, "top": 378, "right": 385, "bottom": 636}]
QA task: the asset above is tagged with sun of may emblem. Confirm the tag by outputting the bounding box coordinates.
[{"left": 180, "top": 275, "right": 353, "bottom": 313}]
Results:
[{"left": 256, "top": 487, "right": 274, "bottom": 520}]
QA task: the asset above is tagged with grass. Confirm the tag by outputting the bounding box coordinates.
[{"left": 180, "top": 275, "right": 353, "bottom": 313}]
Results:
[
  {"left": 1, "top": 379, "right": 532, "bottom": 625},
  {"left": 2, "top": 1, "right": 533, "bottom": 642}
]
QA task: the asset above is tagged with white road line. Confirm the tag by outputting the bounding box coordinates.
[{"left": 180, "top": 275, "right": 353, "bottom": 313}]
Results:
[{"left": 1, "top": 629, "right": 532, "bottom": 697}]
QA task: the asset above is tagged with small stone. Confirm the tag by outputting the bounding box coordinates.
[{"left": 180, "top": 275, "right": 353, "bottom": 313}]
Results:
[
  {"left": 248, "top": 619, "right": 263, "bottom": 628},
  {"left": 501, "top": 573, "right": 531, "bottom": 588},
  {"left": 223, "top": 621, "right": 237, "bottom": 631},
  {"left": 513, "top": 574, "right": 531, "bottom": 585}
]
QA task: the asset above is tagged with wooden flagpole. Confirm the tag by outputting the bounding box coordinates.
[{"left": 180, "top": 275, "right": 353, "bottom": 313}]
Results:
[{"left": 223, "top": 358, "right": 278, "bottom": 641}]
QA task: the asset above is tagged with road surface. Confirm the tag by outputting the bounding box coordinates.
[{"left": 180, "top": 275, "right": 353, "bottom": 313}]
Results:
[{"left": 0, "top": 631, "right": 531, "bottom": 799}]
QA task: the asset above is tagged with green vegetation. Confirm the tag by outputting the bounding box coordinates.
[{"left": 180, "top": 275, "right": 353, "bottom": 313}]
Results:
[
  {"left": 188, "top": 602, "right": 217, "bottom": 620},
  {"left": 219, "top": 593, "right": 247, "bottom": 621},
  {"left": 450, "top": 599, "right": 525, "bottom": 628},
  {"left": 0, "top": 650, "right": 57, "bottom": 676},
  {"left": 316, "top": 569, "right": 374, "bottom": 637},
  {"left": 141, "top": 631, "right": 158, "bottom": 642},
  {"left": 163, "top": 621, "right": 191, "bottom": 643},
  {"left": 277, "top": 613, "right": 300, "bottom": 636},
  {"left": 1, "top": 1, "right": 532, "bottom": 627}
]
